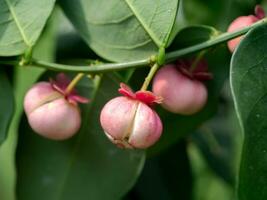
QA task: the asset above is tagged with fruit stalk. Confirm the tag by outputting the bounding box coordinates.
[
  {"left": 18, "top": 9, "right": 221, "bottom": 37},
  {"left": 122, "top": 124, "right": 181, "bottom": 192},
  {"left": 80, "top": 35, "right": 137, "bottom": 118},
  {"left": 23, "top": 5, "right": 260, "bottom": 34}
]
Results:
[{"left": 141, "top": 63, "right": 160, "bottom": 91}]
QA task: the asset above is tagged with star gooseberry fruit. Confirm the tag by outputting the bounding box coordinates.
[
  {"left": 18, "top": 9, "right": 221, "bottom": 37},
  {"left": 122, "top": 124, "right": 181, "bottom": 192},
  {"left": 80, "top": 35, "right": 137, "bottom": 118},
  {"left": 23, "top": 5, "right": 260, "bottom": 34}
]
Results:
[
  {"left": 152, "top": 59, "right": 212, "bottom": 115},
  {"left": 100, "top": 83, "right": 163, "bottom": 149},
  {"left": 227, "top": 5, "right": 265, "bottom": 52},
  {"left": 24, "top": 73, "right": 89, "bottom": 140}
]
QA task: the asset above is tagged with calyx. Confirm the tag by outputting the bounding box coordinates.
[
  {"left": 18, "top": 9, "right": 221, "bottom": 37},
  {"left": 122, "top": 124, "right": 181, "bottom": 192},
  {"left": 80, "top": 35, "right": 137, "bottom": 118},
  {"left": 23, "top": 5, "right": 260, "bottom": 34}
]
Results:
[
  {"left": 50, "top": 73, "right": 89, "bottom": 105},
  {"left": 177, "top": 59, "right": 213, "bottom": 81},
  {"left": 118, "top": 83, "right": 162, "bottom": 106}
]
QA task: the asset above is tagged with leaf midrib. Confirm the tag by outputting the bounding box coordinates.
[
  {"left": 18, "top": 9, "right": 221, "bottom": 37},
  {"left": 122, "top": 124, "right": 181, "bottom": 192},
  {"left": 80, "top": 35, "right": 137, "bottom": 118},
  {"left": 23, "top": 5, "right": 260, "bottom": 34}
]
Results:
[
  {"left": 124, "top": 0, "right": 162, "bottom": 47},
  {"left": 4, "top": 0, "right": 31, "bottom": 47}
]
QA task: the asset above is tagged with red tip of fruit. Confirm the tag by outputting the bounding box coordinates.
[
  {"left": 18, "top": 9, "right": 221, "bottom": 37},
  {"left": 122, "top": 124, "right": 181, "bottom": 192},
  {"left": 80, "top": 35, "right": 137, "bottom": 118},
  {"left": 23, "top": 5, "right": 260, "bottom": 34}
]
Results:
[
  {"left": 50, "top": 73, "right": 89, "bottom": 105},
  {"left": 255, "top": 5, "right": 265, "bottom": 19},
  {"left": 177, "top": 59, "right": 213, "bottom": 81},
  {"left": 118, "top": 83, "right": 136, "bottom": 99},
  {"left": 118, "top": 83, "right": 162, "bottom": 106}
]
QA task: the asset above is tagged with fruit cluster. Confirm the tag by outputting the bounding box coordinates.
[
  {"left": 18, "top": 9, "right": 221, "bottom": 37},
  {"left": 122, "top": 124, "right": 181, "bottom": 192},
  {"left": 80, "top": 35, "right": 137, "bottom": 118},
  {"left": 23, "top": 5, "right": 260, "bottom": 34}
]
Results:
[
  {"left": 23, "top": 5, "right": 264, "bottom": 149},
  {"left": 24, "top": 58, "right": 210, "bottom": 148}
]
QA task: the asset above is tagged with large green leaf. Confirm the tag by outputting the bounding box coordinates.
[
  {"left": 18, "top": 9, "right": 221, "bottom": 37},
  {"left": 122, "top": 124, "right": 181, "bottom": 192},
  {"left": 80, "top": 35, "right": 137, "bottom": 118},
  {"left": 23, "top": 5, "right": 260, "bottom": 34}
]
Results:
[
  {"left": 168, "top": 25, "right": 219, "bottom": 50},
  {"left": 0, "top": 70, "right": 14, "bottom": 145},
  {"left": 182, "top": 0, "right": 260, "bottom": 30},
  {"left": 16, "top": 73, "right": 145, "bottom": 200},
  {"left": 0, "top": 12, "right": 58, "bottom": 200},
  {"left": 188, "top": 143, "right": 234, "bottom": 200},
  {"left": 126, "top": 140, "right": 192, "bottom": 200},
  {"left": 230, "top": 25, "right": 267, "bottom": 200},
  {"left": 0, "top": 0, "right": 55, "bottom": 56},
  {"left": 192, "top": 111, "right": 236, "bottom": 186},
  {"left": 59, "top": 0, "right": 179, "bottom": 62}
]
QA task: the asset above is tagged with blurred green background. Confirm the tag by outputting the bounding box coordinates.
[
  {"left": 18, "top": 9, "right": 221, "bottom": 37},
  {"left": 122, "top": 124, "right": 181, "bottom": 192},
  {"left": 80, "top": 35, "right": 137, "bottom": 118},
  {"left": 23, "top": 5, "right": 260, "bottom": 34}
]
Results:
[{"left": 0, "top": 0, "right": 265, "bottom": 199}]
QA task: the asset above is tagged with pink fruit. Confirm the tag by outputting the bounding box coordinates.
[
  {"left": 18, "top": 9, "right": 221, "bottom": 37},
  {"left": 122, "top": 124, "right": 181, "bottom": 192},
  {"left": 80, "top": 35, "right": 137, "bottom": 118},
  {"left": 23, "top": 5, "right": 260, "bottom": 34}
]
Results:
[
  {"left": 100, "top": 83, "right": 163, "bottom": 149},
  {"left": 24, "top": 73, "right": 88, "bottom": 140},
  {"left": 152, "top": 60, "right": 211, "bottom": 115},
  {"left": 227, "top": 5, "right": 265, "bottom": 52}
]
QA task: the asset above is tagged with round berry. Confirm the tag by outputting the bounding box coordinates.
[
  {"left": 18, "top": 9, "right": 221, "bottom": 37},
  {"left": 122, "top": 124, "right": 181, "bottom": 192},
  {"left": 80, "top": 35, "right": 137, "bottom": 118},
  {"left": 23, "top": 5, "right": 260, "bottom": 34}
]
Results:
[
  {"left": 100, "top": 84, "right": 162, "bottom": 149},
  {"left": 152, "top": 64, "right": 208, "bottom": 115}
]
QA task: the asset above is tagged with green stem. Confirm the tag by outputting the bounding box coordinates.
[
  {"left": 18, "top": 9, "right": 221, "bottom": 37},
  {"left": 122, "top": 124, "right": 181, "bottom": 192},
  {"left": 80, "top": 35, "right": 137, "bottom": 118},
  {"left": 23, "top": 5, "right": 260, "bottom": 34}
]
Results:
[
  {"left": 166, "top": 18, "right": 267, "bottom": 62},
  {"left": 1, "top": 17, "right": 267, "bottom": 73},
  {"left": 31, "top": 58, "right": 150, "bottom": 73},
  {"left": 140, "top": 63, "right": 160, "bottom": 91},
  {"left": 65, "top": 73, "right": 84, "bottom": 94}
]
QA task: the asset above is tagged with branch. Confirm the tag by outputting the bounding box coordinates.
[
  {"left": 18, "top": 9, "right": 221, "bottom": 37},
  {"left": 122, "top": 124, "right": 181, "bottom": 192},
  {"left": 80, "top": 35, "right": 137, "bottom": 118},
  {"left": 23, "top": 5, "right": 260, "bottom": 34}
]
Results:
[{"left": 2, "top": 18, "right": 267, "bottom": 73}]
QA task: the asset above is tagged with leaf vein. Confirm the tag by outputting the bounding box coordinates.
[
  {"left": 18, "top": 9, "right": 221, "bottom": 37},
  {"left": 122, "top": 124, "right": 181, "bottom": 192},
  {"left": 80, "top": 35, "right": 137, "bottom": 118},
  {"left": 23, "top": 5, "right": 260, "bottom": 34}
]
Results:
[
  {"left": 3, "top": 0, "right": 31, "bottom": 46},
  {"left": 238, "top": 54, "right": 267, "bottom": 86},
  {"left": 243, "top": 91, "right": 267, "bottom": 128},
  {"left": 124, "top": 0, "right": 162, "bottom": 47},
  {"left": 94, "top": 38, "right": 152, "bottom": 49},
  {"left": 86, "top": 13, "right": 134, "bottom": 25}
]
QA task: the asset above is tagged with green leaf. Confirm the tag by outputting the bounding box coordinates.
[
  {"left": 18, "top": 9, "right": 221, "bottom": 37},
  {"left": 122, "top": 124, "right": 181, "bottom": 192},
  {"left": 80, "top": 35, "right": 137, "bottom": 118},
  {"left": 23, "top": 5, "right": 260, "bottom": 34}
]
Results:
[
  {"left": 230, "top": 25, "right": 267, "bottom": 200},
  {"left": 182, "top": 0, "right": 260, "bottom": 30},
  {"left": 0, "top": 0, "right": 56, "bottom": 56},
  {"left": 0, "top": 11, "right": 59, "bottom": 200},
  {"left": 127, "top": 140, "right": 192, "bottom": 200},
  {"left": 0, "top": 70, "right": 14, "bottom": 145},
  {"left": 16, "top": 73, "right": 145, "bottom": 200},
  {"left": 56, "top": 10, "right": 100, "bottom": 61},
  {"left": 59, "top": 0, "right": 179, "bottom": 62},
  {"left": 182, "top": 0, "right": 227, "bottom": 27},
  {"left": 166, "top": 0, "right": 187, "bottom": 47},
  {"left": 192, "top": 112, "right": 236, "bottom": 186},
  {"left": 168, "top": 25, "right": 219, "bottom": 50},
  {"left": 188, "top": 143, "right": 234, "bottom": 200}
]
